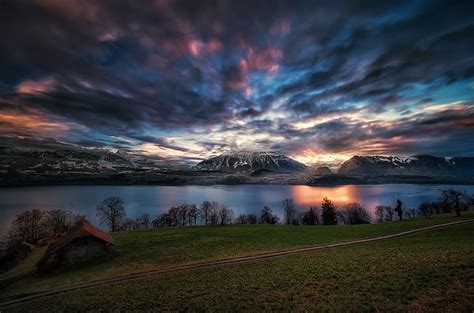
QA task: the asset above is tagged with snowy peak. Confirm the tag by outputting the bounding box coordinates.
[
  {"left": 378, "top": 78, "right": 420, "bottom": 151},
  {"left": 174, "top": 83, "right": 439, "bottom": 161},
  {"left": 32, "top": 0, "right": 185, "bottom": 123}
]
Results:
[
  {"left": 338, "top": 155, "right": 474, "bottom": 176},
  {"left": 194, "top": 151, "right": 307, "bottom": 172}
]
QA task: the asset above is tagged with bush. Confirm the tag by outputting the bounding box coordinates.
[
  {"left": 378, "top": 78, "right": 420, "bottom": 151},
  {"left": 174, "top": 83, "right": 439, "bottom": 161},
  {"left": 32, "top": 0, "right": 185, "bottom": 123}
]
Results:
[{"left": 341, "top": 203, "right": 371, "bottom": 224}]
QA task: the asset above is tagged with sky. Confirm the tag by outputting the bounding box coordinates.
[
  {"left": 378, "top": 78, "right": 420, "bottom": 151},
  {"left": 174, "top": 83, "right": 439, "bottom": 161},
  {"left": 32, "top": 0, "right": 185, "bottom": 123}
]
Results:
[{"left": 0, "top": 0, "right": 473, "bottom": 166}]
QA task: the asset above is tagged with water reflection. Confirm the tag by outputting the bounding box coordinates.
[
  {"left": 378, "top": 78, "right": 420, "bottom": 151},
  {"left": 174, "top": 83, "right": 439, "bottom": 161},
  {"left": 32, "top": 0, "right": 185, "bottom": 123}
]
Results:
[
  {"left": 1, "top": 184, "right": 473, "bottom": 236},
  {"left": 291, "top": 185, "right": 361, "bottom": 206}
]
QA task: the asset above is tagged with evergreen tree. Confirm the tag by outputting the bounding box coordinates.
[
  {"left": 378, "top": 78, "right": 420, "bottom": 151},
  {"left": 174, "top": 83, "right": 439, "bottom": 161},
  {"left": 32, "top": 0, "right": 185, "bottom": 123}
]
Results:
[
  {"left": 302, "top": 207, "right": 316, "bottom": 225},
  {"left": 321, "top": 197, "right": 337, "bottom": 225},
  {"left": 395, "top": 199, "right": 403, "bottom": 220}
]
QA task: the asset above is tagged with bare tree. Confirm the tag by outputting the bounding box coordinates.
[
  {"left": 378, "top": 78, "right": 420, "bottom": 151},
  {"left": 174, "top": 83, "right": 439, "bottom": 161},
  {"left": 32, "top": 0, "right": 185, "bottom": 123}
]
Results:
[
  {"left": 120, "top": 218, "right": 138, "bottom": 231},
  {"left": 374, "top": 205, "right": 385, "bottom": 223},
  {"left": 302, "top": 207, "right": 316, "bottom": 225},
  {"left": 336, "top": 210, "right": 347, "bottom": 224},
  {"left": 44, "top": 209, "right": 76, "bottom": 234},
  {"left": 96, "top": 196, "right": 126, "bottom": 232},
  {"left": 209, "top": 202, "right": 220, "bottom": 225},
  {"left": 187, "top": 204, "right": 198, "bottom": 226},
  {"left": 200, "top": 201, "right": 212, "bottom": 225},
  {"left": 7, "top": 209, "right": 47, "bottom": 244},
  {"left": 177, "top": 204, "right": 189, "bottom": 226},
  {"left": 219, "top": 205, "right": 233, "bottom": 225},
  {"left": 6, "top": 209, "right": 82, "bottom": 246},
  {"left": 235, "top": 214, "right": 246, "bottom": 224},
  {"left": 404, "top": 208, "right": 417, "bottom": 219},
  {"left": 247, "top": 214, "right": 258, "bottom": 224},
  {"left": 236, "top": 214, "right": 257, "bottom": 224},
  {"left": 282, "top": 198, "right": 297, "bottom": 225},
  {"left": 385, "top": 206, "right": 394, "bottom": 221},
  {"left": 136, "top": 213, "right": 151, "bottom": 229},
  {"left": 343, "top": 203, "right": 371, "bottom": 224},
  {"left": 260, "top": 206, "right": 279, "bottom": 224},
  {"left": 152, "top": 213, "right": 172, "bottom": 227},
  {"left": 168, "top": 207, "right": 179, "bottom": 226},
  {"left": 440, "top": 189, "right": 469, "bottom": 217},
  {"left": 73, "top": 214, "right": 87, "bottom": 228}
]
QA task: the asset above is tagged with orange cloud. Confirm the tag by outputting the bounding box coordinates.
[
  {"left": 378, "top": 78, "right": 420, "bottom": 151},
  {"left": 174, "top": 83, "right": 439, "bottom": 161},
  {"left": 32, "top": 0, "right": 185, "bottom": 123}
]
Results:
[
  {"left": 16, "top": 77, "right": 56, "bottom": 95},
  {"left": 206, "top": 38, "right": 222, "bottom": 53},
  {"left": 247, "top": 47, "right": 282, "bottom": 73},
  {"left": 293, "top": 148, "right": 352, "bottom": 168},
  {"left": 0, "top": 109, "right": 82, "bottom": 139},
  {"left": 187, "top": 38, "right": 222, "bottom": 56},
  {"left": 187, "top": 39, "right": 202, "bottom": 56}
]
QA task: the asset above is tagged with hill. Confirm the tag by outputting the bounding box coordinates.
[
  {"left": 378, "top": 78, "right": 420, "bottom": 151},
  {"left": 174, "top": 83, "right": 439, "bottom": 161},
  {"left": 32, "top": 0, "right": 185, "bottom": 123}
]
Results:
[
  {"left": 312, "top": 166, "right": 333, "bottom": 176},
  {"left": 1, "top": 212, "right": 473, "bottom": 312}
]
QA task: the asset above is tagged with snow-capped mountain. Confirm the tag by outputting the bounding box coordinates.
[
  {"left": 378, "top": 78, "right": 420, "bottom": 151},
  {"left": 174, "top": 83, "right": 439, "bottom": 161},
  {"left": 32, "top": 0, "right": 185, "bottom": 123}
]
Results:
[
  {"left": 338, "top": 155, "right": 474, "bottom": 176},
  {"left": 194, "top": 151, "right": 307, "bottom": 172}
]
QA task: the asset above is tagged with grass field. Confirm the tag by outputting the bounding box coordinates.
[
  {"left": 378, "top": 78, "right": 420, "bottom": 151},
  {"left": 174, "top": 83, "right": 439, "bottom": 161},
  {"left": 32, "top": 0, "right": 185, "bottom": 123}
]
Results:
[{"left": 1, "top": 212, "right": 473, "bottom": 311}]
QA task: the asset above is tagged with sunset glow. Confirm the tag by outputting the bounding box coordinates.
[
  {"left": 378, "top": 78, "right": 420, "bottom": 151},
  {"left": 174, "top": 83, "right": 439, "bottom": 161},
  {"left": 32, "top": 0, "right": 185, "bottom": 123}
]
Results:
[{"left": 0, "top": 1, "right": 473, "bottom": 166}]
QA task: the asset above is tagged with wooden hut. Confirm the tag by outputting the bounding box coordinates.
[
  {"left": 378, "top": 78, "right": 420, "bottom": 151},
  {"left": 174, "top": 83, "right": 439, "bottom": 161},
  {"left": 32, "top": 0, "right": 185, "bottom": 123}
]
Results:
[{"left": 37, "top": 221, "right": 114, "bottom": 272}]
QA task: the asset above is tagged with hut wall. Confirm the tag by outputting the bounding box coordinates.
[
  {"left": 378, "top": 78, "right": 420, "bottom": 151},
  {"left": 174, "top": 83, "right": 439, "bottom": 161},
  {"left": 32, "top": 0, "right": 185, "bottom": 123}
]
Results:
[{"left": 64, "top": 237, "right": 108, "bottom": 263}]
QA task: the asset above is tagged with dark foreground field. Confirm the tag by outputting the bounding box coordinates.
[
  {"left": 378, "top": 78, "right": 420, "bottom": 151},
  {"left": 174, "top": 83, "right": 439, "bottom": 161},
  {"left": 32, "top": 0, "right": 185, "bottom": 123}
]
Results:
[{"left": 1, "top": 213, "right": 473, "bottom": 312}]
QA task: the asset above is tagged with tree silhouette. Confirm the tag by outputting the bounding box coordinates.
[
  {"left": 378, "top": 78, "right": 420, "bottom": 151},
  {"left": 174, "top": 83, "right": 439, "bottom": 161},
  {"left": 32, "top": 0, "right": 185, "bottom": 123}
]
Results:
[
  {"left": 395, "top": 199, "right": 403, "bottom": 220},
  {"left": 440, "top": 189, "right": 469, "bottom": 217},
  {"left": 321, "top": 197, "right": 337, "bottom": 225},
  {"left": 96, "top": 196, "right": 126, "bottom": 232}
]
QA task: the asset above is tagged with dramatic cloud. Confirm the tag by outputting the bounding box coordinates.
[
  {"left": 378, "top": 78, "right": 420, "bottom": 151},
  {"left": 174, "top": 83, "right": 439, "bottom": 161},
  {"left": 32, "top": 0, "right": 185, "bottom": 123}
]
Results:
[{"left": 0, "top": 0, "right": 473, "bottom": 166}]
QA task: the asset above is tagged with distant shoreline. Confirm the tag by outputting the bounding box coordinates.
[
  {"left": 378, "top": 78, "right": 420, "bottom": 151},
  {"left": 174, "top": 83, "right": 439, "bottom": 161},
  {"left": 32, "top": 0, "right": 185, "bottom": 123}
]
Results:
[{"left": 1, "top": 173, "right": 474, "bottom": 188}]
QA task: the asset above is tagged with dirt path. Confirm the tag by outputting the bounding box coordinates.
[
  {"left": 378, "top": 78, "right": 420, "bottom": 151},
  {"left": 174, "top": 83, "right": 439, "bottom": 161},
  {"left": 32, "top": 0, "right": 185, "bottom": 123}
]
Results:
[{"left": 1, "top": 219, "right": 473, "bottom": 307}]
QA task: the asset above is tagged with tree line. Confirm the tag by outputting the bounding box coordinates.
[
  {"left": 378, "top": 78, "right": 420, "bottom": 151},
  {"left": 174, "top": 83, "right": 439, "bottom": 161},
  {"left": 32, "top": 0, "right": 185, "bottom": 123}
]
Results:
[
  {"left": 91, "top": 188, "right": 474, "bottom": 230},
  {"left": 5, "top": 209, "right": 86, "bottom": 247},
  {"left": 280, "top": 197, "right": 374, "bottom": 225},
  {"left": 374, "top": 189, "right": 473, "bottom": 222},
  {"left": 4, "top": 189, "right": 473, "bottom": 243}
]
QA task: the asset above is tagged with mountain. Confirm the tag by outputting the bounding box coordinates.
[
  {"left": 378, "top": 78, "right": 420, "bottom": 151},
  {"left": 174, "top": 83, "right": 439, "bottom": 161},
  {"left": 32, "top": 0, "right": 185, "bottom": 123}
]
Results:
[
  {"left": 313, "top": 166, "right": 333, "bottom": 176},
  {"left": 115, "top": 150, "right": 175, "bottom": 169},
  {"left": 194, "top": 151, "right": 307, "bottom": 172},
  {"left": 0, "top": 146, "right": 170, "bottom": 176},
  {"left": 338, "top": 155, "right": 474, "bottom": 177}
]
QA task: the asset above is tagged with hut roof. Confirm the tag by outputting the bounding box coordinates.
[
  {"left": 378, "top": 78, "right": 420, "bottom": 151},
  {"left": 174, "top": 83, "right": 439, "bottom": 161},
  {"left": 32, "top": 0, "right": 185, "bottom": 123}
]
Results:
[{"left": 39, "top": 221, "right": 114, "bottom": 263}]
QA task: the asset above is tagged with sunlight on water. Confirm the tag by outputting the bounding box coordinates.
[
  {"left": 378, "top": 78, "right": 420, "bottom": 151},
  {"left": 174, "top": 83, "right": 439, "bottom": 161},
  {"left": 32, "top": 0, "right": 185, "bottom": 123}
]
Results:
[
  {"left": 1, "top": 184, "right": 474, "bottom": 235},
  {"left": 291, "top": 185, "right": 360, "bottom": 206}
]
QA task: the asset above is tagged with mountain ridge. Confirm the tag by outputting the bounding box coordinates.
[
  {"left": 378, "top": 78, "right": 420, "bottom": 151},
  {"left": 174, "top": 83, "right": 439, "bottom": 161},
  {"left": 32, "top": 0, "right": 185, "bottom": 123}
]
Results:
[
  {"left": 194, "top": 151, "right": 307, "bottom": 172},
  {"left": 338, "top": 155, "right": 474, "bottom": 177},
  {"left": 2, "top": 144, "right": 474, "bottom": 187}
]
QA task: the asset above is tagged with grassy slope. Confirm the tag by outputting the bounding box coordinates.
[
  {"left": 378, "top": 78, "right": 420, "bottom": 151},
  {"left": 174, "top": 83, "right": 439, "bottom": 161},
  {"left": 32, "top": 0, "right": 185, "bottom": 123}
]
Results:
[
  {"left": 1, "top": 212, "right": 473, "bottom": 299},
  {"left": 4, "top": 221, "right": 474, "bottom": 312}
]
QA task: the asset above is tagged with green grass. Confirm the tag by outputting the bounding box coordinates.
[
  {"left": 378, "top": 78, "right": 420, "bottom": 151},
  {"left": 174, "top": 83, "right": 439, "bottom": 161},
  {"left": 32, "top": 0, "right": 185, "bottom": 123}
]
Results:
[
  {"left": 1, "top": 212, "right": 473, "bottom": 301},
  {"left": 4, "top": 219, "right": 474, "bottom": 312},
  {"left": 0, "top": 247, "right": 46, "bottom": 287}
]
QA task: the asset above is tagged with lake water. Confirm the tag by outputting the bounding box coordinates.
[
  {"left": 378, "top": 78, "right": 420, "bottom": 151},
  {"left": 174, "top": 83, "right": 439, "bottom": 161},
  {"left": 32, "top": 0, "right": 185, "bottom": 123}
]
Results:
[{"left": 1, "top": 184, "right": 474, "bottom": 236}]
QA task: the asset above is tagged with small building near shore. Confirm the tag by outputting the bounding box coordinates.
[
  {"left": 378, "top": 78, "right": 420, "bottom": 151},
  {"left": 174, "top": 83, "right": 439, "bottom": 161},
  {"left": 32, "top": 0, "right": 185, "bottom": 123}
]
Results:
[{"left": 37, "top": 221, "right": 114, "bottom": 272}]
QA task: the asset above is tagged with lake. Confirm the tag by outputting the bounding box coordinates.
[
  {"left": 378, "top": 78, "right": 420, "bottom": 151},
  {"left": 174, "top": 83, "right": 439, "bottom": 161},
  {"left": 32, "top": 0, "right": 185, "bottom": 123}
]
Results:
[{"left": 1, "top": 184, "right": 474, "bottom": 236}]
